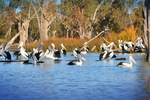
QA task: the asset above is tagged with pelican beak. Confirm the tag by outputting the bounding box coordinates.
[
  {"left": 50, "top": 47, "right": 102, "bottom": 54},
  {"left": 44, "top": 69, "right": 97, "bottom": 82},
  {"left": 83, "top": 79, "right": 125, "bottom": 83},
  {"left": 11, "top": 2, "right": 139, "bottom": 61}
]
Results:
[
  {"left": 79, "top": 55, "right": 87, "bottom": 61},
  {"left": 131, "top": 57, "right": 137, "bottom": 64}
]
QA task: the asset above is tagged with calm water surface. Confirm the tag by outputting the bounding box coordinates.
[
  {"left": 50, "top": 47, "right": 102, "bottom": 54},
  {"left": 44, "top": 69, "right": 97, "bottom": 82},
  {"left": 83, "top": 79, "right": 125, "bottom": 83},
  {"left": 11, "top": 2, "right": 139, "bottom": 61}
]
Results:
[{"left": 0, "top": 53, "right": 150, "bottom": 100}]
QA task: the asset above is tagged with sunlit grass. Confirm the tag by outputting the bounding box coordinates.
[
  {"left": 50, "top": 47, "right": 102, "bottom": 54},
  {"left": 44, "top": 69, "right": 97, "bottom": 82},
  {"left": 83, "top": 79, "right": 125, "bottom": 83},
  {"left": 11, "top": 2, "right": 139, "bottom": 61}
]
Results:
[
  {"left": 24, "top": 38, "right": 101, "bottom": 52},
  {"left": 24, "top": 27, "right": 141, "bottom": 52}
]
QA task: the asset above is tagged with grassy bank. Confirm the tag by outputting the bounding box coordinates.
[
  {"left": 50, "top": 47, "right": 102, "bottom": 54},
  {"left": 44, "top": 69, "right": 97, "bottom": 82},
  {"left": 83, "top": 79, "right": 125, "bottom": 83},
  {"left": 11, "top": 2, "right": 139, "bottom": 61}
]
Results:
[
  {"left": 0, "top": 27, "right": 141, "bottom": 53},
  {"left": 24, "top": 27, "right": 141, "bottom": 52},
  {"left": 24, "top": 38, "right": 101, "bottom": 53}
]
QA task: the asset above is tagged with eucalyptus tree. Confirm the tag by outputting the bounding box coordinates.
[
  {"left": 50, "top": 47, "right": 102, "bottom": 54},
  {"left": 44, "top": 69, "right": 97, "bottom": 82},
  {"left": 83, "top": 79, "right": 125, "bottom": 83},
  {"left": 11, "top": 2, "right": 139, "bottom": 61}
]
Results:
[
  {"left": 61, "top": 0, "right": 103, "bottom": 39},
  {"left": 32, "top": 0, "right": 58, "bottom": 40},
  {"left": 0, "top": 0, "right": 37, "bottom": 43},
  {"left": 143, "top": 0, "right": 150, "bottom": 63}
]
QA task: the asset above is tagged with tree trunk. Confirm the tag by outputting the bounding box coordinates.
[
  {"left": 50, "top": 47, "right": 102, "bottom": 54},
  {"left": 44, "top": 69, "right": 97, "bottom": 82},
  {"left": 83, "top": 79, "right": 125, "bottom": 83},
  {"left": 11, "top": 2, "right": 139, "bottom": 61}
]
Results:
[
  {"left": 71, "top": 30, "right": 73, "bottom": 38},
  {"left": 79, "top": 27, "right": 84, "bottom": 39},
  {"left": 145, "top": 0, "right": 150, "bottom": 63},
  {"left": 66, "top": 29, "right": 69, "bottom": 38},
  {"left": 87, "top": 31, "right": 92, "bottom": 39},
  {"left": 19, "top": 20, "right": 30, "bottom": 43},
  {"left": 148, "top": 0, "right": 150, "bottom": 63},
  {"left": 40, "top": 15, "right": 49, "bottom": 40},
  {"left": 143, "top": 6, "right": 148, "bottom": 47}
]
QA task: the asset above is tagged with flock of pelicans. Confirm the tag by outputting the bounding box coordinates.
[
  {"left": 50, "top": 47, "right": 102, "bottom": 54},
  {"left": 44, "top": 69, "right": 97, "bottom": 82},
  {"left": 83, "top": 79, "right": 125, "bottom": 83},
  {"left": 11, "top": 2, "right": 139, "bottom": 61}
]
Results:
[{"left": 0, "top": 37, "right": 145, "bottom": 67}]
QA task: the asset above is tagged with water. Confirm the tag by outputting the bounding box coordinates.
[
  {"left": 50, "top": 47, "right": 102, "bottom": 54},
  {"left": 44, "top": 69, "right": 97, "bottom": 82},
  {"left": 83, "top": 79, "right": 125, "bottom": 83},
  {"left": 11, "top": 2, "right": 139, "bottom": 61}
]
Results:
[{"left": 0, "top": 53, "right": 150, "bottom": 100}]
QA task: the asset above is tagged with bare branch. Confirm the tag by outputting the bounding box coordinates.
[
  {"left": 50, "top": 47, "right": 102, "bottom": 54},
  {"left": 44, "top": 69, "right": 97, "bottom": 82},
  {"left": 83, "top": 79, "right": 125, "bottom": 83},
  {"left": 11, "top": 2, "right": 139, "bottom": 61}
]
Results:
[
  {"left": 80, "top": 30, "right": 106, "bottom": 51},
  {"left": 5, "top": 29, "right": 24, "bottom": 50},
  {"left": 31, "top": 2, "right": 41, "bottom": 31},
  {"left": 92, "top": 1, "right": 104, "bottom": 22}
]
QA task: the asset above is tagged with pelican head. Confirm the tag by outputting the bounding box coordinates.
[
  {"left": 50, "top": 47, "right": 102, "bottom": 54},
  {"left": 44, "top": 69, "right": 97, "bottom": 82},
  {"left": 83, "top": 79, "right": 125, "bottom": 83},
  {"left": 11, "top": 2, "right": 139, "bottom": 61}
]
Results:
[
  {"left": 51, "top": 43, "right": 55, "bottom": 48},
  {"left": 18, "top": 41, "right": 24, "bottom": 48},
  {"left": 33, "top": 48, "right": 38, "bottom": 54},
  {"left": 135, "top": 37, "right": 141, "bottom": 42},
  {"left": 129, "top": 56, "right": 137, "bottom": 64},
  {"left": 61, "top": 43, "right": 66, "bottom": 50},
  {"left": 118, "top": 40, "right": 122, "bottom": 43}
]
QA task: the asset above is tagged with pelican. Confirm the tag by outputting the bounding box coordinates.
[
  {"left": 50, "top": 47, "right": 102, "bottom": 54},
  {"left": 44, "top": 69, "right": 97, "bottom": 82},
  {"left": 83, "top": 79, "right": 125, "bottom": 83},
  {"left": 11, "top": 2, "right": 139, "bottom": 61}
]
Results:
[
  {"left": 123, "top": 41, "right": 129, "bottom": 51},
  {"left": 61, "top": 43, "right": 67, "bottom": 56},
  {"left": 99, "top": 50, "right": 107, "bottom": 60},
  {"left": 126, "top": 40, "right": 134, "bottom": 48},
  {"left": 81, "top": 47, "right": 89, "bottom": 55},
  {"left": 105, "top": 43, "right": 116, "bottom": 59},
  {"left": 134, "top": 37, "right": 145, "bottom": 52},
  {"left": 73, "top": 48, "right": 80, "bottom": 58},
  {"left": 33, "top": 42, "right": 45, "bottom": 60},
  {"left": 117, "top": 55, "right": 137, "bottom": 67},
  {"left": 51, "top": 43, "right": 61, "bottom": 58},
  {"left": 67, "top": 55, "right": 86, "bottom": 66},
  {"left": 100, "top": 41, "right": 107, "bottom": 52},
  {"left": 118, "top": 40, "right": 124, "bottom": 51},
  {"left": 1, "top": 42, "right": 11, "bottom": 60},
  {"left": 45, "top": 46, "right": 57, "bottom": 60},
  {"left": 105, "top": 49, "right": 114, "bottom": 60},
  {"left": 18, "top": 41, "right": 29, "bottom": 59},
  {"left": 37, "top": 42, "right": 44, "bottom": 57}
]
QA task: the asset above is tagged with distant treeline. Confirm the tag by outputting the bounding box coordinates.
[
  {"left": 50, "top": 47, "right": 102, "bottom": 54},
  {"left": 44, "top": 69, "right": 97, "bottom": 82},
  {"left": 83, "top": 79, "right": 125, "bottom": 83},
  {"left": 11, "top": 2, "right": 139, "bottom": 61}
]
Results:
[{"left": 0, "top": 0, "right": 143, "bottom": 45}]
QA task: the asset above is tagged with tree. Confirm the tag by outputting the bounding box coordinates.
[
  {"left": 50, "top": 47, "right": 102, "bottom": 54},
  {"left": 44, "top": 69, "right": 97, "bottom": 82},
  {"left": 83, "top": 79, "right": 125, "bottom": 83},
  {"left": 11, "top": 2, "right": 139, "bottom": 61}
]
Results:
[
  {"left": 146, "top": 0, "right": 150, "bottom": 63},
  {"left": 32, "top": 0, "right": 58, "bottom": 40},
  {"left": 61, "top": 0, "right": 102, "bottom": 39}
]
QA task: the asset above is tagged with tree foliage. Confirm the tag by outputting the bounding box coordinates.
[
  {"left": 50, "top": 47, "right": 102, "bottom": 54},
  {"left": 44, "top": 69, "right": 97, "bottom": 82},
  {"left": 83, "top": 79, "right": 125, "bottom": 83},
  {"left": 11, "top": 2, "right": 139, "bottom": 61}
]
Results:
[{"left": 0, "top": 0, "right": 144, "bottom": 42}]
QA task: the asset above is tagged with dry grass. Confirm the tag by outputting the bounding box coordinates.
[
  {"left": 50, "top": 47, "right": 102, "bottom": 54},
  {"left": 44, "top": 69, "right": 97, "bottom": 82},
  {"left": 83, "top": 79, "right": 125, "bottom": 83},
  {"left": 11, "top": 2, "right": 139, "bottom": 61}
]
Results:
[
  {"left": 3, "top": 27, "right": 139, "bottom": 53},
  {"left": 24, "top": 27, "right": 140, "bottom": 52},
  {"left": 24, "top": 38, "right": 101, "bottom": 52},
  {"left": 105, "top": 27, "right": 140, "bottom": 47}
]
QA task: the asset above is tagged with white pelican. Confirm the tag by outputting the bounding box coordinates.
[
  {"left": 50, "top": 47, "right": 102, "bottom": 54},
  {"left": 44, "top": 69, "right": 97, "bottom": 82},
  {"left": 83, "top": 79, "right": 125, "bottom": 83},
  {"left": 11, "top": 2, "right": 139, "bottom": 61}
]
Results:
[
  {"left": 117, "top": 55, "right": 137, "bottom": 67},
  {"left": 67, "top": 55, "right": 86, "bottom": 66},
  {"left": 61, "top": 43, "right": 67, "bottom": 56},
  {"left": 73, "top": 48, "right": 80, "bottom": 58},
  {"left": 51, "top": 43, "right": 61, "bottom": 58},
  {"left": 18, "top": 41, "right": 29, "bottom": 59},
  {"left": 1, "top": 42, "right": 11, "bottom": 60}
]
